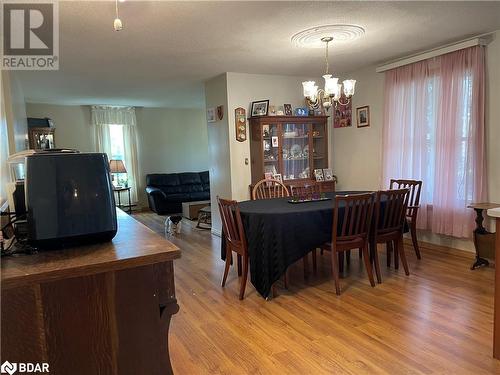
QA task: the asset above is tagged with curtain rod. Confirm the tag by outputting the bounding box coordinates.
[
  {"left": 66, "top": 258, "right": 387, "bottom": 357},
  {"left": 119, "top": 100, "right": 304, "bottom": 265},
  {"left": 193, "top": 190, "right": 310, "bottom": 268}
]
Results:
[{"left": 375, "top": 33, "right": 494, "bottom": 73}]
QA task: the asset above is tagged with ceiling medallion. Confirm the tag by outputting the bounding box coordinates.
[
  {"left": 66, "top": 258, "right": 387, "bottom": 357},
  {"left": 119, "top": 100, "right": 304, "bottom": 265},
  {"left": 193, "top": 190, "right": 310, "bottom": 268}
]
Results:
[{"left": 291, "top": 24, "right": 365, "bottom": 49}]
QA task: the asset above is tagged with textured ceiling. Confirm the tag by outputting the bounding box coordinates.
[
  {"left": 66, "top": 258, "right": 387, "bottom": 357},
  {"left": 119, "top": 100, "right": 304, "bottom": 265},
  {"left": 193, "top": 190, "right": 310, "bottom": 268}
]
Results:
[{"left": 16, "top": 1, "right": 500, "bottom": 108}]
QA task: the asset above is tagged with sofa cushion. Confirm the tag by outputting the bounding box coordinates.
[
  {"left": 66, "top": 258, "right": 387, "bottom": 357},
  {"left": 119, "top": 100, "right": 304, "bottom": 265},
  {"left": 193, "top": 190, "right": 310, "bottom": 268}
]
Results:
[
  {"left": 147, "top": 174, "right": 180, "bottom": 187},
  {"left": 189, "top": 192, "right": 210, "bottom": 201},
  {"left": 199, "top": 171, "right": 209, "bottom": 184},
  {"left": 159, "top": 185, "right": 183, "bottom": 194},
  {"left": 181, "top": 184, "right": 203, "bottom": 193},
  {"left": 178, "top": 173, "right": 201, "bottom": 185},
  {"left": 164, "top": 193, "right": 190, "bottom": 203}
]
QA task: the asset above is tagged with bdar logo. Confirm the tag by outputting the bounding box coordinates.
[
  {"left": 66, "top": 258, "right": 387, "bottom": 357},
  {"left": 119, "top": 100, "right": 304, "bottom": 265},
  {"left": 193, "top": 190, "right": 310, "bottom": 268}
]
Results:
[{"left": 1, "top": 361, "right": 17, "bottom": 375}]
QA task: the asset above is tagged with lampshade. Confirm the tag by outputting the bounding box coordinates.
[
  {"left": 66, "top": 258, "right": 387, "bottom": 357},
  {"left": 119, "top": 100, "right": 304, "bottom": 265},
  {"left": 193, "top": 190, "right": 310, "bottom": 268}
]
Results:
[
  {"left": 109, "top": 159, "right": 127, "bottom": 173},
  {"left": 343, "top": 79, "right": 356, "bottom": 97},
  {"left": 323, "top": 75, "right": 339, "bottom": 96},
  {"left": 302, "top": 81, "right": 318, "bottom": 99}
]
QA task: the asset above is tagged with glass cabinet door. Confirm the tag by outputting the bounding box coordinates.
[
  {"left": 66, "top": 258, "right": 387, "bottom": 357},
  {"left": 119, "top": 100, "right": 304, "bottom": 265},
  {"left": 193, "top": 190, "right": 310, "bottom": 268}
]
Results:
[
  {"left": 281, "top": 122, "right": 310, "bottom": 181},
  {"left": 312, "top": 122, "right": 327, "bottom": 171},
  {"left": 262, "top": 123, "right": 280, "bottom": 177}
]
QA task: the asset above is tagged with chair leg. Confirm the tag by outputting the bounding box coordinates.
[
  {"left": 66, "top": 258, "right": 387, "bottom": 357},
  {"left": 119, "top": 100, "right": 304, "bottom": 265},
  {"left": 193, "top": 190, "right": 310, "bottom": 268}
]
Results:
[
  {"left": 239, "top": 255, "right": 249, "bottom": 300},
  {"left": 339, "top": 252, "right": 344, "bottom": 273},
  {"left": 362, "top": 244, "right": 375, "bottom": 287},
  {"left": 410, "top": 222, "right": 422, "bottom": 260},
  {"left": 222, "top": 251, "right": 232, "bottom": 287},
  {"left": 312, "top": 249, "right": 317, "bottom": 274},
  {"left": 359, "top": 248, "right": 363, "bottom": 259},
  {"left": 331, "top": 250, "right": 341, "bottom": 295},
  {"left": 394, "top": 240, "right": 399, "bottom": 270},
  {"left": 237, "top": 254, "right": 242, "bottom": 277},
  {"left": 346, "top": 250, "right": 351, "bottom": 266},
  {"left": 303, "top": 254, "right": 309, "bottom": 279},
  {"left": 386, "top": 241, "right": 393, "bottom": 267},
  {"left": 371, "top": 242, "right": 382, "bottom": 284},
  {"left": 398, "top": 236, "right": 410, "bottom": 276}
]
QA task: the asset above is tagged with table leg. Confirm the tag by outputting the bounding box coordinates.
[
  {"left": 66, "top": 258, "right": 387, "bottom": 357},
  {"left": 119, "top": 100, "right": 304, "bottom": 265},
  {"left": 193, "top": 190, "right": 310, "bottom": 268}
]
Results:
[
  {"left": 117, "top": 191, "right": 122, "bottom": 208},
  {"left": 471, "top": 208, "right": 490, "bottom": 270},
  {"left": 127, "top": 188, "right": 132, "bottom": 214}
]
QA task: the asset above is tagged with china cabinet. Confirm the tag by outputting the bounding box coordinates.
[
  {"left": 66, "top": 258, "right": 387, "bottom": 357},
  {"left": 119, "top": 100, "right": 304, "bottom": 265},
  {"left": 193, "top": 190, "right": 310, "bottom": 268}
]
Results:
[{"left": 249, "top": 115, "right": 329, "bottom": 186}]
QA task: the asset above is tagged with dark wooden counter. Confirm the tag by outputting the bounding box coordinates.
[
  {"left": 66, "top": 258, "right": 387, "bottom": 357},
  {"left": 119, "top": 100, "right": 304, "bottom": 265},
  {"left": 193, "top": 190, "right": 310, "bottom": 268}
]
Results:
[{"left": 1, "top": 209, "right": 181, "bottom": 375}]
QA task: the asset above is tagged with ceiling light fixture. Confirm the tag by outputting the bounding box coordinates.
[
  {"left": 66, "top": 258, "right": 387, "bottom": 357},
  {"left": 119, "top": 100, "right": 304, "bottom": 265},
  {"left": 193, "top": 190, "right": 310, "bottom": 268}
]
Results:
[
  {"left": 302, "top": 36, "right": 356, "bottom": 111},
  {"left": 113, "top": 0, "right": 123, "bottom": 31}
]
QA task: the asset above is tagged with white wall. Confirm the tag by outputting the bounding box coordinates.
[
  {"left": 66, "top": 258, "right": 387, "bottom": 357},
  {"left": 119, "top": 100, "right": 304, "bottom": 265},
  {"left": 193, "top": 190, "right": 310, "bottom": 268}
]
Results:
[
  {"left": 226, "top": 72, "right": 321, "bottom": 201},
  {"left": 2, "top": 71, "right": 28, "bottom": 153},
  {"left": 205, "top": 74, "right": 232, "bottom": 235},
  {"left": 25, "top": 103, "right": 209, "bottom": 207},
  {"left": 332, "top": 31, "right": 500, "bottom": 252}
]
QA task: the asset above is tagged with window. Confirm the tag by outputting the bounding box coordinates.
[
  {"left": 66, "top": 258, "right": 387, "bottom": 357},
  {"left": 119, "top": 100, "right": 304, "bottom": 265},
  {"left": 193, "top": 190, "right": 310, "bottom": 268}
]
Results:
[{"left": 382, "top": 46, "right": 486, "bottom": 238}]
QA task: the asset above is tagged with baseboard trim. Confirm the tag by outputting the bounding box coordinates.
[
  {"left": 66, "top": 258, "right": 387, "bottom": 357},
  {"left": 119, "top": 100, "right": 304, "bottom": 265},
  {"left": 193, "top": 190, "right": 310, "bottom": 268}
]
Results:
[{"left": 403, "top": 237, "right": 476, "bottom": 260}]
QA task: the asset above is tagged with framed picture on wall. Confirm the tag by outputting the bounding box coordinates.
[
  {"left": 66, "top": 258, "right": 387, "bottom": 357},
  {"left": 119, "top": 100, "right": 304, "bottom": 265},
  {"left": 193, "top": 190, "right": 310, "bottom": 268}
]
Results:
[
  {"left": 207, "top": 107, "right": 216, "bottom": 123},
  {"left": 356, "top": 106, "right": 370, "bottom": 128}
]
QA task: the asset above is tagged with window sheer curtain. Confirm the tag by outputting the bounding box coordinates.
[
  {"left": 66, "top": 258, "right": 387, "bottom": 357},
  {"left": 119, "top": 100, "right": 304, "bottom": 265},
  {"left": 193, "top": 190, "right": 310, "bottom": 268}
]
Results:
[
  {"left": 382, "top": 46, "right": 487, "bottom": 238},
  {"left": 91, "top": 105, "right": 140, "bottom": 204}
]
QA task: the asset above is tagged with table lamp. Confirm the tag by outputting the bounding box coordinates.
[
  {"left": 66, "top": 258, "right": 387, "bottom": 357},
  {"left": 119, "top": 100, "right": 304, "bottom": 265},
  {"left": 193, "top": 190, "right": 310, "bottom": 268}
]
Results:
[{"left": 109, "top": 159, "right": 127, "bottom": 188}]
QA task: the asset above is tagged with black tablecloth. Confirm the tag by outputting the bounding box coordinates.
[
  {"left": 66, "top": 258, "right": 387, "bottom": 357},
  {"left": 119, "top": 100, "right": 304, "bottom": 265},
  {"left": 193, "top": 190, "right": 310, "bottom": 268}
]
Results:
[{"left": 222, "top": 191, "right": 379, "bottom": 298}]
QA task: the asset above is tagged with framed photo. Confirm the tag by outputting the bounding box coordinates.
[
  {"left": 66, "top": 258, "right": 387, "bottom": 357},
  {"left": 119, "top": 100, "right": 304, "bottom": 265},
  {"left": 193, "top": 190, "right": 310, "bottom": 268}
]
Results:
[
  {"left": 284, "top": 104, "right": 293, "bottom": 116},
  {"left": 357, "top": 106, "right": 370, "bottom": 128},
  {"left": 251, "top": 100, "right": 269, "bottom": 116},
  {"left": 207, "top": 107, "right": 216, "bottom": 123},
  {"left": 271, "top": 136, "right": 279, "bottom": 148},
  {"left": 314, "top": 169, "right": 324, "bottom": 182},
  {"left": 295, "top": 107, "right": 308, "bottom": 116},
  {"left": 323, "top": 168, "right": 334, "bottom": 181}
]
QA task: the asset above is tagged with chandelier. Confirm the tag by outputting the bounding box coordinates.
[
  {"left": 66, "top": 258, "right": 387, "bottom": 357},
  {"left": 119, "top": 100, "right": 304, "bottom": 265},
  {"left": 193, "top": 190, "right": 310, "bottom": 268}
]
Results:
[{"left": 302, "top": 37, "right": 356, "bottom": 110}]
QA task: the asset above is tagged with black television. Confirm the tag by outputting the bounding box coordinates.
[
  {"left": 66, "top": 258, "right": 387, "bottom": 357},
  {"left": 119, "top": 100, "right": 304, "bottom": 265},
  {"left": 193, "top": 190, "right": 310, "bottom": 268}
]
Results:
[{"left": 26, "top": 152, "right": 118, "bottom": 248}]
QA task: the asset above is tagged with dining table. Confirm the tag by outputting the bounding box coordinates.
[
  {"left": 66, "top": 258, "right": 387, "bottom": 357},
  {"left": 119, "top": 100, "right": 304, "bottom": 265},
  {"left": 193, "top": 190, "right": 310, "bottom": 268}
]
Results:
[{"left": 221, "top": 191, "right": 389, "bottom": 298}]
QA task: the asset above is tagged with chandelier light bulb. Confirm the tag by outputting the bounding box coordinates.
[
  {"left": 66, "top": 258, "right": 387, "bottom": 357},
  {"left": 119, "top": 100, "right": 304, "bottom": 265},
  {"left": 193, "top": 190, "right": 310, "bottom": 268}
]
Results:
[{"left": 114, "top": 18, "right": 123, "bottom": 31}]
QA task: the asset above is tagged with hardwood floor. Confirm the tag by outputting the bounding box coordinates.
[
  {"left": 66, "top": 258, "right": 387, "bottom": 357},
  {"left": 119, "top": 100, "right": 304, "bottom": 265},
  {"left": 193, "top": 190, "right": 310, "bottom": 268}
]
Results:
[{"left": 133, "top": 211, "right": 500, "bottom": 374}]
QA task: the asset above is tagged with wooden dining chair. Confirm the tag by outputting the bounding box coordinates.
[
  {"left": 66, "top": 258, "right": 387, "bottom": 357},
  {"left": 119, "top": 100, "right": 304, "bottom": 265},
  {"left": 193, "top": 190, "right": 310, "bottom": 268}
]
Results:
[
  {"left": 321, "top": 193, "right": 376, "bottom": 295},
  {"left": 252, "top": 179, "right": 290, "bottom": 200},
  {"left": 289, "top": 183, "right": 321, "bottom": 199},
  {"left": 390, "top": 179, "right": 422, "bottom": 259},
  {"left": 370, "top": 189, "right": 410, "bottom": 283},
  {"left": 217, "top": 197, "right": 249, "bottom": 300}
]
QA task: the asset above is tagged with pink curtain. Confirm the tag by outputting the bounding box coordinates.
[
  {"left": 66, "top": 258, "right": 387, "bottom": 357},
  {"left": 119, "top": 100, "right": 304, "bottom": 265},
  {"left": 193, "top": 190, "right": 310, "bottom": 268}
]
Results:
[{"left": 382, "top": 46, "right": 487, "bottom": 238}]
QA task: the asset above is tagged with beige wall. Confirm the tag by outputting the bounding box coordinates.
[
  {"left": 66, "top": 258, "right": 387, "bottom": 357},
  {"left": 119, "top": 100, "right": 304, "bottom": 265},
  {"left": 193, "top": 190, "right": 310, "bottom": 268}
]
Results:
[
  {"left": 205, "top": 74, "right": 231, "bottom": 235},
  {"left": 135, "top": 107, "right": 209, "bottom": 207},
  {"left": 26, "top": 103, "right": 93, "bottom": 152},
  {"left": 226, "top": 72, "right": 321, "bottom": 201},
  {"left": 0, "top": 74, "right": 10, "bottom": 204},
  {"left": 332, "top": 31, "right": 500, "bottom": 252},
  {"left": 25, "top": 103, "right": 209, "bottom": 207}
]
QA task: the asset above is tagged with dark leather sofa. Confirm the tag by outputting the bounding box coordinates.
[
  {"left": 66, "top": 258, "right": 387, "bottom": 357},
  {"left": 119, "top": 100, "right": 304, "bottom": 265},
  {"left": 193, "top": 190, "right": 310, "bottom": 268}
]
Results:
[{"left": 145, "top": 171, "right": 210, "bottom": 214}]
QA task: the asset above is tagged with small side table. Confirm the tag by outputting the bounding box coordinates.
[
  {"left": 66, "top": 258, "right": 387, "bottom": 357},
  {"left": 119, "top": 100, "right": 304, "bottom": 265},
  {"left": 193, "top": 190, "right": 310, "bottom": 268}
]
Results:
[
  {"left": 113, "top": 186, "right": 136, "bottom": 214},
  {"left": 468, "top": 202, "right": 500, "bottom": 269},
  {"left": 196, "top": 206, "right": 211, "bottom": 230}
]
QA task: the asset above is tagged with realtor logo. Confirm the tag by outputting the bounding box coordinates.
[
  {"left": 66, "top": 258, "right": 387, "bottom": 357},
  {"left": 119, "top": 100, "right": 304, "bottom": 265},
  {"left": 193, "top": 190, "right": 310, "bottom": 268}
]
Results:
[
  {"left": 1, "top": 361, "right": 17, "bottom": 375},
  {"left": 1, "top": 0, "right": 59, "bottom": 70}
]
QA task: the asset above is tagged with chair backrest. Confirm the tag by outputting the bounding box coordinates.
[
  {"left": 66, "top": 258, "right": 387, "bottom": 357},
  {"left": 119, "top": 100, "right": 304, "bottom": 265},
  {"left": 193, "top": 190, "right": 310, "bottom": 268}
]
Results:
[
  {"left": 252, "top": 179, "right": 290, "bottom": 200},
  {"left": 374, "top": 188, "right": 410, "bottom": 235},
  {"left": 290, "top": 183, "right": 320, "bottom": 200},
  {"left": 390, "top": 179, "right": 422, "bottom": 217},
  {"left": 217, "top": 197, "right": 246, "bottom": 252},
  {"left": 332, "top": 193, "right": 375, "bottom": 243}
]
